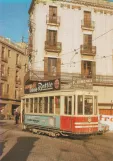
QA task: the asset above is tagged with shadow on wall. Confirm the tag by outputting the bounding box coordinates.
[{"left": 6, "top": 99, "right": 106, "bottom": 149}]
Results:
[{"left": 0, "top": 137, "right": 38, "bottom": 161}]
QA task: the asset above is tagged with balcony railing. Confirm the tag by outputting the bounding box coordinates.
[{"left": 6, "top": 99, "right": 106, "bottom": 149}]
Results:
[
  {"left": 24, "top": 70, "right": 113, "bottom": 86},
  {"left": 45, "top": 41, "right": 62, "bottom": 53},
  {"left": 1, "top": 56, "right": 8, "bottom": 63},
  {"left": 16, "top": 61, "right": 21, "bottom": 68},
  {"left": 1, "top": 73, "right": 7, "bottom": 81},
  {"left": 80, "top": 45, "right": 96, "bottom": 56},
  {"left": 46, "top": 15, "right": 60, "bottom": 26},
  {"left": 81, "top": 20, "right": 95, "bottom": 30}
]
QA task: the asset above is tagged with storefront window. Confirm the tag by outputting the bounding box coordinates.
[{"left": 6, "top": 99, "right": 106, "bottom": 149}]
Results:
[
  {"left": 44, "top": 97, "right": 48, "bottom": 113},
  {"left": 34, "top": 98, "right": 38, "bottom": 113},
  {"left": 30, "top": 98, "right": 33, "bottom": 113},
  {"left": 84, "top": 96, "right": 93, "bottom": 115},
  {"left": 78, "top": 96, "right": 83, "bottom": 115},
  {"left": 64, "top": 96, "right": 72, "bottom": 115},
  {"left": 55, "top": 96, "right": 60, "bottom": 114},
  {"left": 49, "top": 96, "right": 54, "bottom": 114},
  {"left": 39, "top": 97, "right": 43, "bottom": 113}
]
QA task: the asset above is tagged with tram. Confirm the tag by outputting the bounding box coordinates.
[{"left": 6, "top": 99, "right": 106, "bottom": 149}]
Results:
[{"left": 21, "top": 88, "right": 98, "bottom": 137}]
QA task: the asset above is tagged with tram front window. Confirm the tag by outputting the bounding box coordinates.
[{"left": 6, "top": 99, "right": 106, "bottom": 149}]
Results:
[
  {"left": 44, "top": 97, "right": 48, "bottom": 113},
  {"left": 26, "top": 99, "right": 29, "bottom": 113},
  {"left": 34, "top": 98, "right": 38, "bottom": 113},
  {"left": 55, "top": 96, "right": 60, "bottom": 114},
  {"left": 39, "top": 98, "right": 43, "bottom": 113},
  {"left": 78, "top": 95, "right": 83, "bottom": 115},
  {"left": 84, "top": 96, "right": 93, "bottom": 115}
]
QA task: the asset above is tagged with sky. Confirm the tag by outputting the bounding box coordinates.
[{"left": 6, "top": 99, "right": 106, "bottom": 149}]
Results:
[
  {"left": 0, "top": 0, "right": 32, "bottom": 43},
  {"left": 0, "top": 0, "right": 113, "bottom": 43}
]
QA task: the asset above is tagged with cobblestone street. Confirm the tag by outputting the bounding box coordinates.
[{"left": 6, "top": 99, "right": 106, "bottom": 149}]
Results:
[{"left": 0, "top": 120, "right": 113, "bottom": 161}]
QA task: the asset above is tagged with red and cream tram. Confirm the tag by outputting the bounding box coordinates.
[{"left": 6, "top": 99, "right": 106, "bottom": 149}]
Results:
[{"left": 21, "top": 89, "right": 98, "bottom": 136}]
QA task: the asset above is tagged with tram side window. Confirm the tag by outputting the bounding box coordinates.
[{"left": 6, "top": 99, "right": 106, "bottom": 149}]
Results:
[
  {"left": 55, "top": 96, "right": 60, "bottom": 115},
  {"left": 78, "top": 95, "right": 83, "bottom": 115},
  {"left": 94, "top": 96, "right": 97, "bottom": 115},
  {"left": 26, "top": 98, "right": 29, "bottom": 113},
  {"left": 34, "top": 98, "right": 38, "bottom": 113},
  {"left": 44, "top": 97, "right": 48, "bottom": 113},
  {"left": 30, "top": 98, "right": 33, "bottom": 113},
  {"left": 65, "top": 96, "right": 72, "bottom": 115},
  {"left": 49, "top": 96, "right": 54, "bottom": 114},
  {"left": 84, "top": 96, "right": 93, "bottom": 115},
  {"left": 39, "top": 97, "right": 43, "bottom": 113}
]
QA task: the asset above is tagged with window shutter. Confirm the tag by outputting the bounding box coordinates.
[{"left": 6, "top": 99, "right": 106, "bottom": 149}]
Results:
[{"left": 92, "top": 61, "right": 96, "bottom": 78}]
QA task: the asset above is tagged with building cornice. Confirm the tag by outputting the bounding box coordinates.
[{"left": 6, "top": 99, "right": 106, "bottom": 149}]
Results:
[
  {"left": 28, "top": 0, "right": 113, "bottom": 14},
  {"left": 0, "top": 36, "right": 25, "bottom": 55}
]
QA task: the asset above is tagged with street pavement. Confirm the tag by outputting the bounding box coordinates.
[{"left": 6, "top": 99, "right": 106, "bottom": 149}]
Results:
[{"left": 0, "top": 120, "right": 113, "bottom": 161}]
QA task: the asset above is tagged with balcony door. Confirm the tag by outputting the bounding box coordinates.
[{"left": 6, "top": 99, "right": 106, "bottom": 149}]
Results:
[
  {"left": 47, "top": 30, "right": 57, "bottom": 46},
  {"left": 48, "top": 58, "right": 57, "bottom": 76},
  {"left": 83, "top": 34, "right": 92, "bottom": 52},
  {"left": 81, "top": 61, "right": 96, "bottom": 78},
  {"left": 84, "top": 11, "right": 91, "bottom": 27},
  {"left": 49, "top": 6, "right": 57, "bottom": 23}
]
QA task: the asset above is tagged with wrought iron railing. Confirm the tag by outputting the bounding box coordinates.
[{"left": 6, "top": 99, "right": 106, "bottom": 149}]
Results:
[
  {"left": 45, "top": 41, "right": 62, "bottom": 53},
  {"left": 46, "top": 15, "right": 60, "bottom": 25},
  {"left": 81, "top": 20, "right": 95, "bottom": 29},
  {"left": 80, "top": 45, "right": 96, "bottom": 55}
]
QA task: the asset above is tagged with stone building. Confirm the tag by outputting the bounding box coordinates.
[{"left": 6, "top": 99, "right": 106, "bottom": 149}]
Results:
[
  {"left": 0, "top": 36, "right": 28, "bottom": 118},
  {"left": 26, "top": 0, "right": 113, "bottom": 114}
]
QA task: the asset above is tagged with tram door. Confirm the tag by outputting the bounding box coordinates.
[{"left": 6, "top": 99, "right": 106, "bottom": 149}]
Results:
[{"left": 61, "top": 96, "right": 74, "bottom": 131}]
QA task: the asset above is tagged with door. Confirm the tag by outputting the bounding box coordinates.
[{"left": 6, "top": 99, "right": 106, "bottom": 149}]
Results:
[
  {"left": 84, "top": 11, "right": 91, "bottom": 27},
  {"left": 49, "top": 6, "right": 57, "bottom": 23}
]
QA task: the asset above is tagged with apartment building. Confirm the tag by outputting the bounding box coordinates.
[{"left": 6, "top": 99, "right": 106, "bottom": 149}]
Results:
[
  {"left": 26, "top": 0, "right": 113, "bottom": 114},
  {"left": 0, "top": 36, "right": 28, "bottom": 118}
]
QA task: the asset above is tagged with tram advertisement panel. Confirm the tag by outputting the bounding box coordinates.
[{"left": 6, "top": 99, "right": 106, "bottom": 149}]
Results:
[{"left": 24, "top": 79, "right": 60, "bottom": 94}]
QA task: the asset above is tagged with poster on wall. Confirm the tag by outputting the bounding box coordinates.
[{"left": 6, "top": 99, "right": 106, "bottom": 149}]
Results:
[{"left": 24, "top": 79, "right": 60, "bottom": 94}]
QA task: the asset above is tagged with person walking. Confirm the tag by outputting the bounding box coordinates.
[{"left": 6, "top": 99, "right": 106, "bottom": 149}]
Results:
[{"left": 14, "top": 108, "right": 20, "bottom": 124}]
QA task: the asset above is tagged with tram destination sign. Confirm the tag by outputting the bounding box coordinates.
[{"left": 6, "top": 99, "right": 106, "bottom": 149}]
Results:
[{"left": 24, "top": 79, "right": 60, "bottom": 94}]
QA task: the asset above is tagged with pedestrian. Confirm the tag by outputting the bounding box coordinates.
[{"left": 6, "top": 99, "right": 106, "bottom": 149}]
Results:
[{"left": 14, "top": 108, "right": 20, "bottom": 124}]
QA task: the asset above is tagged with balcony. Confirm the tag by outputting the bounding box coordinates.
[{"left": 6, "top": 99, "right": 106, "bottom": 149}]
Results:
[
  {"left": 81, "top": 20, "right": 95, "bottom": 31},
  {"left": 16, "top": 61, "right": 21, "bottom": 68},
  {"left": 80, "top": 45, "right": 96, "bottom": 56},
  {"left": 1, "top": 56, "right": 8, "bottom": 63},
  {"left": 1, "top": 73, "right": 7, "bottom": 81},
  {"left": 46, "top": 15, "right": 60, "bottom": 26},
  {"left": 45, "top": 41, "right": 62, "bottom": 53}
]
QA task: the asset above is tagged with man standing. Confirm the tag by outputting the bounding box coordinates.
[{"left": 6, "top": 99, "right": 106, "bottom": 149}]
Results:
[{"left": 14, "top": 108, "right": 20, "bottom": 124}]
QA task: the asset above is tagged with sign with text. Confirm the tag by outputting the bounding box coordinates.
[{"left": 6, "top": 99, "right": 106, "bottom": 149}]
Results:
[{"left": 24, "top": 79, "right": 60, "bottom": 94}]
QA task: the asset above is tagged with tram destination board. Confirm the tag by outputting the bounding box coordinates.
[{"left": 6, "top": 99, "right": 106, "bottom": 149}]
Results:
[
  {"left": 24, "top": 79, "right": 60, "bottom": 94},
  {"left": 72, "top": 77, "right": 93, "bottom": 89}
]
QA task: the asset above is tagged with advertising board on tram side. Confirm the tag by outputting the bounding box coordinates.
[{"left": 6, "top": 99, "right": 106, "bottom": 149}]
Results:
[{"left": 24, "top": 79, "right": 60, "bottom": 94}]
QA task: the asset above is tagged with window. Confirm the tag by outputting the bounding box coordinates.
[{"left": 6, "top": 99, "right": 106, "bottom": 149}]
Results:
[
  {"left": 94, "top": 96, "right": 97, "bottom": 115},
  {"left": 84, "top": 96, "right": 93, "bottom": 115},
  {"left": 34, "top": 98, "right": 38, "bottom": 113},
  {"left": 1, "top": 47, "right": 5, "bottom": 59},
  {"left": 83, "top": 34, "right": 92, "bottom": 47},
  {"left": 26, "top": 99, "right": 29, "bottom": 113},
  {"left": 39, "top": 97, "right": 43, "bottom": 113},
  {"left": 48, "top": 58, "right": 57, "bottom": 76},
  {"left": 64, "top": 96, "right": 72, "bottom": 115},
  {"left": 7, "top": 84, "right": 9, "bottom": 93},
  {"left": 49, "top": 6, "right": 57, "bottom": 23},
  {"left": 1, "top": 65, "right": 5, "bottom": 76},
  {"left": 44, "top": 97, "right": 48, "bottom": 113},
  {"left": 49, "top": 96, "right": 54, "bottom": 113},
  {"left": 84, "top": 11, "right": 91, "bottom": 27},
  {"left": 47, "top": 30, "right": 57, "bottom": 45},
  {"left": 8, "top": 67, "right": 10, "bottom": 76},
  {"left": 8, "top": 50, "right": 11, "bottom": 58},
  {"left": 55, "top": 96, "right": 60, "bottom": 114},
  {"left": 78, "top": 95, "right": 83, "bottom": 115},
  {"left": 0, "top": 83, "right": 4, "bottom": 95},
  {"left": 30, "top": 98, "right": 33, "bottom": 113}
]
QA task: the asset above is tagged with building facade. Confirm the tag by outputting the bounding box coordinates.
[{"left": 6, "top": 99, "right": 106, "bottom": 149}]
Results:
[
  {"left": 0, "top": 36, "right": 28, "bottom": 118},
  {"left": 27, "top": 0, "right": 113, "bottom": 114}
]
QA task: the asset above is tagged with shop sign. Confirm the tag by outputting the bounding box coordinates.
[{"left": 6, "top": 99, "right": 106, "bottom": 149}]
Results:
[{"left": 24, "top": 79, "right": 60, "bottom": 94}]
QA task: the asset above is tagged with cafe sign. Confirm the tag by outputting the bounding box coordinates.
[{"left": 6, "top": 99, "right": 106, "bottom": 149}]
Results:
[{"left": 24, "top": 79, "right": 60, "bottom": 94}]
